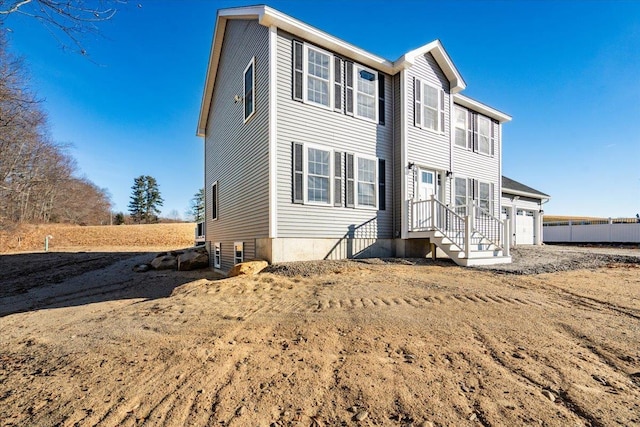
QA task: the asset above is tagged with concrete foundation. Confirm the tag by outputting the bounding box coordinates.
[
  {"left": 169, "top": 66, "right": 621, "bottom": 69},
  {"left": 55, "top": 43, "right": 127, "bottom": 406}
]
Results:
[{"left": 256, "top": 237, "right": 395, "bottom": 263}]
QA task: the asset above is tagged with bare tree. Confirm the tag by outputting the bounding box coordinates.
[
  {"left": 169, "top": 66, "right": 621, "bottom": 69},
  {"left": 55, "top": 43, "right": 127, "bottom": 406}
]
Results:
[
  {"left": 0, "top": 0, "right": 132, "bottom": 54},
  {"left": 0, "top": 32, "right": 113, "bottom": 225}
]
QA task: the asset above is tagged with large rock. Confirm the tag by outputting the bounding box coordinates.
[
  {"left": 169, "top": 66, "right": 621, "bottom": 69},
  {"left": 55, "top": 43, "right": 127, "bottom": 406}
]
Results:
[
  {"left": 228, "top": 260, "right": 268, "bottom": 277},
  {"left": 151, "top": 254, "right": 177, "bottom": 270},
  {"left": 177, "top": 248, "right": 209, "bottom": 271}
]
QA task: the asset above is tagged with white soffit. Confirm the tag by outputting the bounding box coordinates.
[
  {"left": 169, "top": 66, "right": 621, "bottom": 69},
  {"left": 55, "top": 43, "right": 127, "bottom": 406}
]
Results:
[{"left": 453, "top": 93, "right": 512, "bottom": 123}]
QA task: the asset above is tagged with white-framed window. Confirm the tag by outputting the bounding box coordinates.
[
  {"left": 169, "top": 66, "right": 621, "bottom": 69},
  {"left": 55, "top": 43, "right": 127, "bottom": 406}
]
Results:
[
  {"left": 354, "top": 65, "right": 378, "bottom": 122},
  {"left": 243, "top": 57, "right": 255, "bottom": 122},
  {"left": 233, "top": 242, "right": 243, "bottom": 264},
  {"left": 454, "top": 177, "right": 469, "bottom": 207},
  {"left": 478, "top": 181, "right": 491, "bottom": 211},
  {"left": 477, "top": 115, "right": 491, "bottom": 155},
  {"left": 213, "top": 242, "right": 221, "bottom": 268},
  {"left": 304, "top": 45, "right": 332, "bottom": 109},
  {"left": 211, "top": 181, "right": 218, "bottom": 220},
  {"left": 454, "top": 106, "right": 467, "bottom": 148},
  {"left": 356, "top": 155, "right": 377, "bottom": 208},
  {"left": 305, "top": 145, "right": 332, "bottom": 205},
  {"left": 415, "top": 80, "right": 444, "bottom": 133}
]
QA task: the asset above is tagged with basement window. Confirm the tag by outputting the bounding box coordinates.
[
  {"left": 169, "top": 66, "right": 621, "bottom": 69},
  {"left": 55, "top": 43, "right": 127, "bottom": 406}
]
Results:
[
  {"left": 234, "top": 242, "right": 244, "bottom": 264},
  {"left": 213, "top": 242, "right": 221, "bottom": 269}
]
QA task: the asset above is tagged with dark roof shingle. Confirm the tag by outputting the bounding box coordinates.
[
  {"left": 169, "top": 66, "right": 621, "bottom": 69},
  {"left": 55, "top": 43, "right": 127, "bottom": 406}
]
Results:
[{"left": 502, "top": 176, "right": 549, "bottom": 198}]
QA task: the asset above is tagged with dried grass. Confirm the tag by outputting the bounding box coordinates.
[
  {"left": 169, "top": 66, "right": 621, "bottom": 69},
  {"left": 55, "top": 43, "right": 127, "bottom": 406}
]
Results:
[{"left": 0, "top": 223, "right": 196, "bottom": 253}]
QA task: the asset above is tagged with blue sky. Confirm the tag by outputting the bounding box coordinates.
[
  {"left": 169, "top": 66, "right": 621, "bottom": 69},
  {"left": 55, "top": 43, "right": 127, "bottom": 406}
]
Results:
[{"left": 4, "top": 0, "right": 640, "bottom": 218}]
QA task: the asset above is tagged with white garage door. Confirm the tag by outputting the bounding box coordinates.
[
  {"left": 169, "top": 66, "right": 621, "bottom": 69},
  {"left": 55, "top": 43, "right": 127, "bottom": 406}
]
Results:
[{"left": 516, "top": 211, "right": 534, "bottom": 245}]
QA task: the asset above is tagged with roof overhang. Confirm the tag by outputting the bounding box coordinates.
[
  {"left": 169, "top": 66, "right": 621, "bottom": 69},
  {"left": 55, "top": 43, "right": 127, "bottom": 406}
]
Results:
[
  {"left": 197, "top": 5, "right": 479, "bottom": 137},
  {"left": 395, "top": 40, "right": 466, "bottom": 93},
  {"left": 453, "top": 93, "right": 512, "bottom": 123},
  {"left": 502, "top": 187, "right": 550, "bottom": 201},
  {"left": 197, "top": 5, "right": 396, "bottom": 136}
]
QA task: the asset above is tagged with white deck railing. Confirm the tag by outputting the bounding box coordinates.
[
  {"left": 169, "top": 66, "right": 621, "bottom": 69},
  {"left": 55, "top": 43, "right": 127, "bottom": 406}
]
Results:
[{"left": 410, "top": 196, "right": 510, "bottom": 256}]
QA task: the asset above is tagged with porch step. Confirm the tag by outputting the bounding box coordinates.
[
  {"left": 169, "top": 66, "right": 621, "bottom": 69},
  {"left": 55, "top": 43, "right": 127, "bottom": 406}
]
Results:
[{"left": 458, "top": 256, "right": 512, "bottom": 267}]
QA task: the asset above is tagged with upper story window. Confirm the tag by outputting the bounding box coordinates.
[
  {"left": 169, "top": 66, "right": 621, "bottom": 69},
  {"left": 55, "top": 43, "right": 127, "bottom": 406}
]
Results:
[
  {"left": 454, "top": 106, "right": 468, "bottom": 148},
  {"left": 355, "top": 66, "right": 378, "bottom": 122},
  {"left": 293, "top": 40, "right": 384, "bottom": 124},
  {"left": 414, "top": 79, "right": 445, "bottom": 133},
  {"left": 454, "top": 105, "right": 496, "bottom": 156},
  {"left": 243, "top": 58, "right": 255, "bottom": 122},
  {"left": 477, "top": 116, "right": 492, "bottom": 155},
  {"left": 305, "top": 45, "right": 332, "bottom": 108}
]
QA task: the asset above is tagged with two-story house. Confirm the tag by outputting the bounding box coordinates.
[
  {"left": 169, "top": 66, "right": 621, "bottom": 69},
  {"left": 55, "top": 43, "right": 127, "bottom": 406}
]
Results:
[{"left": 197, "top": 5, "right": 513, "bottom": 271}]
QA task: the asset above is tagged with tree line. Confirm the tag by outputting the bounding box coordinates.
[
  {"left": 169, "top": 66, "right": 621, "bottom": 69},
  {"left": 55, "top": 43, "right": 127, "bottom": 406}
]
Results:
[{"left": 0, "top": 32, "right": 112, "bottom": 226}]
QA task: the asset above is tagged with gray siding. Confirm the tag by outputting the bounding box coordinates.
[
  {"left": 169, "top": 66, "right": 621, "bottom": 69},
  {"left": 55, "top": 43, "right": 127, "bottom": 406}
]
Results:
[
  {"left": 275, "top": 30, "right": 393, "bottom": 239},
  {"left": 204, "top": 19, "right": 270, "bottom": 268},
  {"left": 452, "top": 114, "right": 501, "bottom": 217},
  {"left": 392, "top": 73, "right": 402, "bottom": 237},
  {"left": 405, "top": 52, "right": 451, "bottom": 181}
]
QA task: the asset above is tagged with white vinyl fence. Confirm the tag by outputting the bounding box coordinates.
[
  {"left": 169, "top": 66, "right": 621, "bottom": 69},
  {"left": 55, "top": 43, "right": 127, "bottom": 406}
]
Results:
[{"left": 543, "top": 218, "right": 640, "bottom": 243}]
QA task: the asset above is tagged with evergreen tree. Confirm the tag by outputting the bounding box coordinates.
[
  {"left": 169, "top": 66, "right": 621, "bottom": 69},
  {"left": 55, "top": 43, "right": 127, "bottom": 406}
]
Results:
[
  {"left": 188, "top": 188, "right": 205, "bottom": 222},
  {"left": 128, "top": 175, "right": 164, "bottom": 224}
]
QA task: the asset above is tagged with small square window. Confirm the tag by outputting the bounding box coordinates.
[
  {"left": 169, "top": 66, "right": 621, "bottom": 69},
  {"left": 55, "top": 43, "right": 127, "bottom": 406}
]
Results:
[
  {"left": 233, "top": 242, "right": 244, "bottom": 264},
  {"left": 213, "top": 242, "right": 221, "bottom": 269}
]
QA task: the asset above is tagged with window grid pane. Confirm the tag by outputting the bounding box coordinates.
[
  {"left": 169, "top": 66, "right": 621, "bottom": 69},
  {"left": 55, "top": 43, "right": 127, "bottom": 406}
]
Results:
[
  {"left": 307, "top": 48, "right": 330, "bottom": 107},
  {"left": 478, "top": 117, "right": 491, "bottom": 154},
  {"left": 355, "top": 67, "right": 376, "bottom": 120},
  {"left": 357, "top": 157, "right": 376, "bottom": 207},
  {"left": 307, "top": 147, "right": 330, "bottom": 203}
]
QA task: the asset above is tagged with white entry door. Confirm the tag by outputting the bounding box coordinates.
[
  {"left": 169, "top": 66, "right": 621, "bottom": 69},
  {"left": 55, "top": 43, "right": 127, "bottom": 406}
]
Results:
[{"left": 417, "top": 169, "right": 436, "bottom": 201}]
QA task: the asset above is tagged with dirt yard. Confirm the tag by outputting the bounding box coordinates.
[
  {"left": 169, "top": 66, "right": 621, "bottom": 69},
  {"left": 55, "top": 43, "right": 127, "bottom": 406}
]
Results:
[{"left": 1, "top": 245, "right": 639, "bottom": 427}]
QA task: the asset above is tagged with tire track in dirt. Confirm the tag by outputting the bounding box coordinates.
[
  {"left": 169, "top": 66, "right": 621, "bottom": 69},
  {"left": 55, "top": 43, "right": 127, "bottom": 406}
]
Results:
[
  {"left": 307, "top": 293, "right": 565, "bottom": 313},
  {"left": 470, "top": 327, "right": 604, "bottom": 427}
]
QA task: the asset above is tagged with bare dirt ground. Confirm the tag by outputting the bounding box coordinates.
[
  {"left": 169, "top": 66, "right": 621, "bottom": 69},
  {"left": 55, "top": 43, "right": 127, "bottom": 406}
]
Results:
[{"left": 1, "top": 245, "right": 639, "bottom": 427}]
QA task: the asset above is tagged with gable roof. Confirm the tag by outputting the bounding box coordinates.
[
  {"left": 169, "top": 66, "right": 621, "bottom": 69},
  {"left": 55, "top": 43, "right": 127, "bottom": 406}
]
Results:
[
  {"left": 197, "top": 5, "right": 468, "bottom": 136},
  {"left": 502, "top": 176, "right": 550, "bottom": 200}
]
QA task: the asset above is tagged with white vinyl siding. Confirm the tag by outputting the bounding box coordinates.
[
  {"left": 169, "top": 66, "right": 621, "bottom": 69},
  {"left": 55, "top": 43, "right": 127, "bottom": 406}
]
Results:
[
  {"left": 454, "top": 106, "right": 467, "bottom": 148},
  {"left": 354, "top": 65, "right": 378, "bottom": 122},
  {"left": 356, "top": 155, "right": 377, "bottom": 208},
  {"left": 243, "top": 57, "right": 255, "bottom": 122},
  {"left": 304, "top": 45, "right": 332, "bottom": 108}
]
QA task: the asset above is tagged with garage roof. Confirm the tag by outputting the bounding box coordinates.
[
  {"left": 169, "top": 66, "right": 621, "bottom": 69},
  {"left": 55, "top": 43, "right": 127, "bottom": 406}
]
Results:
[{"left": 502, "top": 176, "right": 550, "bottom": 200}]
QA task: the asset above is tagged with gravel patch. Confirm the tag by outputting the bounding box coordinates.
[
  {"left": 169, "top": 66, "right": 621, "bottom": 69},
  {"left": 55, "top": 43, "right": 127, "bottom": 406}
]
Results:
[
  {"left": 263, "top": 245, "right": 640, "bottom": 277},
  {"left": 480, "top": 245, "right": 640, "bottom": 275}
]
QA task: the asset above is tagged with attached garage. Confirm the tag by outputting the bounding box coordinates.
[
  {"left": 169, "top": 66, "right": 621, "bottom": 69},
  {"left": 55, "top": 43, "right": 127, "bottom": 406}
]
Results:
[{"left": 501, "top": 176, "right": 550, "bottom": 246}]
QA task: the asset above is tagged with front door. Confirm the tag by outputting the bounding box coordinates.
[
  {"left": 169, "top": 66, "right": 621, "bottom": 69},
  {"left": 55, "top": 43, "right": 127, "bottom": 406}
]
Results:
[{"left": 417, "top": 169, "right": 436, "bottom": 201}]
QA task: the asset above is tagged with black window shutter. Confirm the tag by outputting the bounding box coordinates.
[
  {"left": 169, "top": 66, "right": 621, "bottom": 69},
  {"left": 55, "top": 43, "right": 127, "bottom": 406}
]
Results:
[
  {"left": 292, "top": 142, "right": 304, "bottom": 204},
  {"left": 414, "top": 77, "right": 422, "bottom": 127},
  {"left": 490, "top": 119, "right": 496, "bottom": 156},
  {"left": 334, "top": 57, "right": 343, "bottom": 112},
  {"left": 334, "top": 151, "right": 343, "bottom": 207},
  {"left": 292, "top": 41, "right": 303, "bottom": 102},
  {"left": 378, "top": 74, "right": 385, "bottom": 125},
  {"left": 378, "top": 159, "right": 386, "bottom": 211},
  {"left": 211, "top": 183, "right": 218, "bottom": 220},
  {"left": 345, "top": 61, "right": 354, "bottom": 116},
  {"left": 345, "top": 153, "right": 355, "bottom": 207}
]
